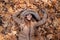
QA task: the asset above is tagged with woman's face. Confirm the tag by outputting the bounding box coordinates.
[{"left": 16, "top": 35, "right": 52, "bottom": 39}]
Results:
[{"left": 26, "top": 14, "right": 32, "bottom": 21}]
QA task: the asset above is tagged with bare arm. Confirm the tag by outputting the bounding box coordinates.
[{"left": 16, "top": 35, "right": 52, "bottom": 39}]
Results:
[
  {"left": 12, "top": 9, "right": 24, "bottom": 25},
  {"left": 34, "top": 9, "right": 47, "bottom": 27}
]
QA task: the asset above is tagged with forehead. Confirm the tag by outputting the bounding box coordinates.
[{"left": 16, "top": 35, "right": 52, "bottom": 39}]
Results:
[{"left": 26, "top": 14, "right": 32, "bottom": 16}]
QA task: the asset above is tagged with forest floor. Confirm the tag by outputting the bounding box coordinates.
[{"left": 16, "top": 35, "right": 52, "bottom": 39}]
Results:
[{"left": 0, "top": 0, "right": 60, "bottom": 40}]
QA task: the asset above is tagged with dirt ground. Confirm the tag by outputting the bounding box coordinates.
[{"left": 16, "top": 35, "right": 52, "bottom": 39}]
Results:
[{"left": 0, "top": 0, "right": 60, "bottom": 40}]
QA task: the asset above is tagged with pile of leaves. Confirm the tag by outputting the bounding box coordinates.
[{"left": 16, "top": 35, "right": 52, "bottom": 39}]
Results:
[{"left": 0, "top": 0, "right": 60, "bottom": 40}]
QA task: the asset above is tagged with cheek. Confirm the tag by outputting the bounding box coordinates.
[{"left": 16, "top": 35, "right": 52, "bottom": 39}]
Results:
[{"left": 27, "top": 17, "right": 31, "bottom": 20}]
